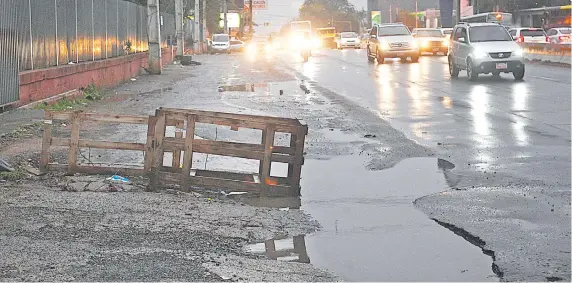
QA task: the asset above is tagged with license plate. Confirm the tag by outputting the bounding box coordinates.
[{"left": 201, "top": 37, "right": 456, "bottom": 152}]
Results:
[
  {"left": 397, "top": 52, "right": 405, "bottom": 56},
  {"left": 496, "top": 63, "right": 508, "bottom": 69}
]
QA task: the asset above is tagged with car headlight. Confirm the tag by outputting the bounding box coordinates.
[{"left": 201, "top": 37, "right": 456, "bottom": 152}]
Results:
[
  {"left": 421, "top": 40, "right": 429, "bottom": 47},
  {"left": 247, "top": 44, "right": 257, "bottom": 54},
  {"left": 381, "top": 41, "right": 390, "bottom": 50},
  {"left": 513, "top": 49, "right": 524, "bottom": 57},
  {"left": 472, "top": 49, "right": 488, "bottom": 59},
  {"left": 411, "top": 40, "right": 419, "bottom": 49},
  {"left": 442, "top": 38, "right": 450, "bottom": 47}
]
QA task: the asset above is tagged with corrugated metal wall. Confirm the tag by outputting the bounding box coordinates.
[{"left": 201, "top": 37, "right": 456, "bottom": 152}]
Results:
[
  {"left": 0, "top": 0, "right": 194, "bottom": 106},
  {"left": 0, "top": 0, "right": 20, "bottom": 105},
  {"left": 17, "top": 0, "right": 149, "bottom": 71}
]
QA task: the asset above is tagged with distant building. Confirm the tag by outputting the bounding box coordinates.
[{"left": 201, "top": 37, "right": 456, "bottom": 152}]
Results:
[{"left": 367, "top": 0, "right": 439, "bottom": 24}]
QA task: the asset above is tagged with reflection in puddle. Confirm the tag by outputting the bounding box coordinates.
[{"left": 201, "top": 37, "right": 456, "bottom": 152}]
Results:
[
  {"left": 245, "top": 235, "right": 310, "bottom": 263},
  {"left": 299, "top": 156, "right": 498, "bottom": 282}
]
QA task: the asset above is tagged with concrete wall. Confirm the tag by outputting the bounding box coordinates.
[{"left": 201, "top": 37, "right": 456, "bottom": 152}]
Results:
[{"left": 17, "top": 48, "right": 176, "bottom": 107}]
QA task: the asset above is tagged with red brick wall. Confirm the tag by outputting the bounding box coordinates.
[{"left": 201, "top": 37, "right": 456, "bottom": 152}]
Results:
[{"left": 17, "top": 48, "right": 176, "bottom": 107}]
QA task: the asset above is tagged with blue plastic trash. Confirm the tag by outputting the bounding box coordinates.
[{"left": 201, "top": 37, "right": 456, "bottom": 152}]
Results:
[{"left": 107, "top": 175, "right": 130, "bottom": 183}]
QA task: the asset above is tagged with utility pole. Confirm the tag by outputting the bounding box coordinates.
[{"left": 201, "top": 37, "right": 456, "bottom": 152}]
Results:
[
  {"left": 455, "top": 0, "right": 461, "bottom": 24},
  {"left": 202, "top": 0, "right": 206, "bottom": 51},
  {"left": 147, "top": 0, "right": 161, "bottom": 74},
  {"left": 223, "top": 0, "right": 228, "bottom": 34},
  {"left": 175, "top": 0, "right": 184, "bottom": 57},
  {"left": 389, "top": 4, "right": 392, "bottom": 23},
  {"left": 415, "top": 0, "right": 418, "bottom": 28},
  {"left": 194, "top": 0, "right": 200, "bottom": 53},
  {"left": 249, "top": 0, "right": 253, "bottom": 36}
]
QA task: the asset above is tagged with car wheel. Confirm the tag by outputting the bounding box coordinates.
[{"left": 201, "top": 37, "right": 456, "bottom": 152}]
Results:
[
  {"left": 513, "top": 66, "right": 525, "bottom": 81},
  {"left": 411, "top": 54, "right": 420, "bottom": 63},
  {"left": 376, "top": 49, "right": 384, "bottom": 64},
  {"left": 467, "top": 59, "right": 479, "bottom": 81},
  {"left": 449, "top": 56, "right": 459, "bottom": 78}
]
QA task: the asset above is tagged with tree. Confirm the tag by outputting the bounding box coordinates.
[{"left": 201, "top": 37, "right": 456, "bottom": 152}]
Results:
[{"left": 298, "top": 0, "right": 363, "bottom": 32}]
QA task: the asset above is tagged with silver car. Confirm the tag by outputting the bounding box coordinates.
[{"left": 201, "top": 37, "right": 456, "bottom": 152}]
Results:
[
  {"left": 448, "top": 23, "right": 525, "bottom": 81},
  {"left": 367, "top": 23, "right": 420, "bottom": 63}
]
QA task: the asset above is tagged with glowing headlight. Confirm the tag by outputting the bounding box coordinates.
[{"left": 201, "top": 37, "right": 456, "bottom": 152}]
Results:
[
  {"left": 421, "top": 40, "right": 429, "bottom": 48},
  {"left": 513, "top": 49, "right": 524, "bottom": 57},
  {"left": 381, "top": 40, "right": 390, "bottom": 50},
  {"left": 247, "top": 44, "right": 257, "bottom": 54},
  {"left": 442, "top": 38, "right": 450, "bottom": 47},
  {"left": 264, "top": 44, "right": 273, "bottom": 53},
  {"left": 312, "top": 38, "right": 321, "bottom": 48},
  {"left": 472, "top": 49, "right": 488, "bottom": 59},
  {"left": 411, "top": 40, "right": 419, "bottom": 49}
]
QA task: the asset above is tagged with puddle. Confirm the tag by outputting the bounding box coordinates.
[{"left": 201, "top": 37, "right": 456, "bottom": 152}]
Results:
[
  {"left": 297, "top": 156, "right": 498, "bottom": 281},
  {"left": 246, "top": 155, "right": 498, "bottom": 281},
  {"left": 245, "top": 235, "right": 310, "bottom": 263},
  {"left": 318, "top": 128, "right": 371, "bottom": 143},
  {"left": 218, "top": 84, "right": 256, "bottom": 92}
]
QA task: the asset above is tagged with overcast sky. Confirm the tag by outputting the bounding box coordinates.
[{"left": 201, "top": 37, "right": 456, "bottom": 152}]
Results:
[{"left": 253, "top": 0, "right": 367, "bottom": 35}]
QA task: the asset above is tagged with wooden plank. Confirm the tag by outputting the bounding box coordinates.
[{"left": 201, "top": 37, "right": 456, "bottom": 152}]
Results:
[
  {"left": 67, "top": 111, "right": 81, "bottom": 173},
  {"left": 51, "top": 111, "right": 73, "bottom": 120},
  {"left": 172, "top": 121, "right": 184, "bottom": 169},
  {"left": 163, "top": 138, "right": 296, "bottom": 163},
  {"left": 289, "top": 128, "right": 306, "bottom": 196},
  {"left": 294, "top": 235, "right": 310, "bottom": 263},
  {"left": 144, "top": 116, "right": 157, "bottom": 172},
  {"left": 180, "top": 115, "right": 196, "bottom": 192},
  {"left": 260, "top": 124, "right": 276, "bottom": 196},
  {"left": 40, "top": 112, "right": 54, "bottom": 173},
  {"left": 51, "top": 138, "right": 145, "bottom": 151},
  {"left": 82, "top": 113, "right": 148, "bottom": 124},
  {"left": 159, "top": 107, "right": 301, "bottom": 126},
  {"left": 164, "top": 111, "right": 300, "bottom": 133},
  {"left": 265, "top": 239, "right": 278, "bottom": 260},
  {"left": 149, "top": 111, "right": 167, "bottom": 191},
  {"left": 258, "top": 130, "right": 266, "bottom": 174}
]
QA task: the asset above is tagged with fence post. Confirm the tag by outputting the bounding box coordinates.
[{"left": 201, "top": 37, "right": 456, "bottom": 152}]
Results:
[
  {"left": 149, "top": 110, "right": 166, "bottom": 191},
  {"left": 180, "top": 115, "right": 196, "bottom": 192},
  {"left": 40, "top": 112, "right": 54, "bottom": 173},
  {"left": 28, "top": 0, "right": 34, "bottom": 69},
  {"left": 261, "top": 124, "right": 276, "bottom": 196},
  {"left": 68, "top": 111, "right": 81, "bottom": 173}
]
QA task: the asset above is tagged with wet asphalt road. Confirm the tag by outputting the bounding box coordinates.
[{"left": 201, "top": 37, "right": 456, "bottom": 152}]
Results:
[{"left": 269, "top": 49, "right": 570, "bottom": 281}]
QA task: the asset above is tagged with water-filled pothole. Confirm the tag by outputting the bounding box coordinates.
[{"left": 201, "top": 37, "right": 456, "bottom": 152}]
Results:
[{"left": 246, "top": 156, "right": 497, "bottom": 281}]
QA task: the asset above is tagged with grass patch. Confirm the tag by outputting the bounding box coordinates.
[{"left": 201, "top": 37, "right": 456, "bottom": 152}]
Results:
[
  {"left": 34, "top": 83, "right": 103, "bottom": 111},
  {"left": 0, "top": 167, "right": 28, "bottom": 181}
]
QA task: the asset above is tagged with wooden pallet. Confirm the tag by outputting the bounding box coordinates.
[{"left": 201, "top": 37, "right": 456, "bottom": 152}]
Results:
[{"left": 40, "top": 108, "right": 308, "bottom": 197}]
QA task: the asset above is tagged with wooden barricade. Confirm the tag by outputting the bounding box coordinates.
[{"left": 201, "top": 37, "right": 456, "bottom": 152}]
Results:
[
  {"left": 40, "top": 108, "right": 308, "bottom": 197},
  {"left": 149, "top": 107, "right": 308, "bottom": 197},
  {"left": 39, "top": 110, "right": 152, "bottom": 176}
]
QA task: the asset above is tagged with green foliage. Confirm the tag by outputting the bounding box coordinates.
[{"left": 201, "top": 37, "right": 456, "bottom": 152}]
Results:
[
  {"left": 0, "top": 167, "right": 28, "bottom": 181},
  {"left": 35, "top": 83, "right": 102, "bottom": 111},
  {"left": 298, "top": 0, "right": 364, "bottom": 32}
]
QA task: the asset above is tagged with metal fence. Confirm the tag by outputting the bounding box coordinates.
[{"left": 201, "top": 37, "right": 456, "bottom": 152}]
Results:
[
  {"left": 0, "top": 0, "right": 20, "bottom": 106},
  {"left": 14, "top": 0, "right": 149, "bottom": 71},
  {"left": 0, "top": 0, "right": 195, "bottom": 106}
]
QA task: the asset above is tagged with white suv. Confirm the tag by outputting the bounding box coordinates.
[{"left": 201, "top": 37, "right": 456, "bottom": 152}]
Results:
[
  {"left": 448, "top": 23, "right": 525, "bottom": 81},
  {"left": 367, "top": 23, "right": 420, "bottom": 64}
]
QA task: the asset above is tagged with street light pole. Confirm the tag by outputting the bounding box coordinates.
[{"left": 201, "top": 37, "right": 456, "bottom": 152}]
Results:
[
  {"left": 223, "top": 0, "right": 228, "bottom": 34},
  {"left": 175, "top": 0, "right": 183, "bottom": 57}
]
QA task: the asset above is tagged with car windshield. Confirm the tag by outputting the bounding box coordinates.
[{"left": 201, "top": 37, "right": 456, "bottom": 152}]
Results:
[
  {"left": 417, "top": 30, "right": 443, "bottom": 37},
  {"left": 378, "top": 26, "right": 410, "bottom": 36},
  {"left": 341, "top": 32, "right": 357, "bottom": 38},
  {"left": 213, "top": 35, "right": 229, "bottom": 42},
  {"left": 469, "top": 26, "right": 512, "bottom": 42},
  {"left": 521, "top": 29, "right": 545, "bottom": 36},
  {"left": 559, "top": 29, "right": 571, "bottom": 34}
]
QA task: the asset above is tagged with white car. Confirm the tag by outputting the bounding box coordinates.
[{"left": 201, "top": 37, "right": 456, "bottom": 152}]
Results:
[
  {"left": 448, "top": 23, "right": 525, "bottom": 81},
  {"left": 367, "top": 23, "right": 420, "bottom": 63},
  {"left": 210, "top": 34, "right": 231, "bottom": 54},
  {"left": 337, "top": 32, "right": 361, "bottom": 49},
  {"left": 230, "top": 40, "right": 245, "bottom": 52},
  {"left": 412, "top": 28, "right": 449, "bottom": 55},
  {"left": 508, "top": 28, "right": 547, "bottom": 43},
  {"left": 441, "top": 28, "right": 454, "bottom": 37},
  {"left": 546, "top": 27, "right": 571, "bottom": 44}
]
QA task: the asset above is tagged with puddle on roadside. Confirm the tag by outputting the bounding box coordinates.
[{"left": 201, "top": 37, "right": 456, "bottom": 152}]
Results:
[
  {"left": 246, "top": 155, "right": 498, "bottom": 282},
  {"left": 245, "top": 235, "right": 310, "bottom": 263},
  {"left": 318, "top": 128, "right": 371, "bottom": 143}
]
